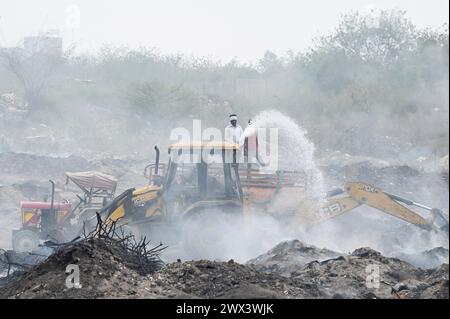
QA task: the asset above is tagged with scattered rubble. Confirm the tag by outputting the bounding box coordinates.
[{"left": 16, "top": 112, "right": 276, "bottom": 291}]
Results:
[
  {"left": 248, "top": 241, "right": 448, "bottom": 299},
  {"left": 0, "top": 153, "right": 94, "bottom": 182},
  {"left": 322, "top": 159, "right": 449, "bottom": 204},
  {"left": 144, "top": 259, "right": 321, "bottom": 299},
  {"left": 393, "top": 247, "right": 449, "bottom": 270},
  {"left": 292, "top": 247, "right": 448, "bottom": 299},
  {"left": 0, "top": 239, "right": 319, "bottom": 299},
  {"left": 0, "top": 152, "right": 447, "bottom": 299},
  {"left": 0, "top": 249, "right": 49, "bottom": 286},
  {"left": 0, "top": 240, "right": 447, "bottom": 299},
  {"left": 0, "top": 236, "right": 164, "bottom": 299}
]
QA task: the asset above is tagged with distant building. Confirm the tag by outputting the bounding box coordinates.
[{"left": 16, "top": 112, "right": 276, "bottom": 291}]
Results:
[
  {"left": 23, "top": 30, "right": 62, "bottom": 56},
  {"left": 0, "top": 46, "right": 15, "bottom": 55}
]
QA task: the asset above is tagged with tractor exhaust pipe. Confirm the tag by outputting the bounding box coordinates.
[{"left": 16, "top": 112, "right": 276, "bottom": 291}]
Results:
[
  {"left": 154, "top": 145, "right": 160, "bottom": 175},
  {"left": 49, "top": 179, "right": 56, "bottom": 225},
  {"left": 49, "top": 180, "right": 55, "bottom": 212}
]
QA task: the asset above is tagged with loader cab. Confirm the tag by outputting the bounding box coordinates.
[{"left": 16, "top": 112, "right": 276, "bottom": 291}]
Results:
[{"left": 162, "top": 142, "right": 243, "bottom": 217}]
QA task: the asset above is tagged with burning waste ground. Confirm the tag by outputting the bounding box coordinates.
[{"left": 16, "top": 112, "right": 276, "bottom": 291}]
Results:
[
  {"left": 0, "top": 111, "right": 448, "bottom": 299},
  {"left": 1, "top": 237, "right": 448, "bottom": 299},
  {"left": 0, "top": 4, "right": 449, "bottom": 301}
]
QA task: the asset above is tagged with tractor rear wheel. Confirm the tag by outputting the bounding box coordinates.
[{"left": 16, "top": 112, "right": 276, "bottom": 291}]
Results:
[{"left": 12, "top": 229, "right": 40, "bottom": 253}]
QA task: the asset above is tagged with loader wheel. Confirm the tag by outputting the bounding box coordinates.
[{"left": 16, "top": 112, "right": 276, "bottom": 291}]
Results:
[{"left": 12, "top": 230, "right": 40, "bottom": 253}]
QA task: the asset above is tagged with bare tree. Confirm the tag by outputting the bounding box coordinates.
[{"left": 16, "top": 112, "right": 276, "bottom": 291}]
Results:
[{"left": 0, "top": 35, "right": 71, "bottom": 109}]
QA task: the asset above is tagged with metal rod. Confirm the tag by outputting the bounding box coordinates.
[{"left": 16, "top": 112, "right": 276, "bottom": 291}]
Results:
[
  {"left": 154, "top": 145, "right": 160, "bottom": 175},
  {"left": 49, "top": 179, "right": 56, "bottom": 225},
  {"left": 49, "top": 179, "right": 55, "bottom": 212},
  {"left": 326, "top": 188, "right": 345, "bottom": 197},
  {"left": 385, "top": 192, "right": 433, "bottom": 211}
]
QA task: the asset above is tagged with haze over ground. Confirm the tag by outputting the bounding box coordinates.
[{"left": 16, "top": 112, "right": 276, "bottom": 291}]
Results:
[
  {"left": 0, "top": 0, "right": 448, "bottom": 62},
  {"left": 0, "top": 0, "right": 448, "bottom": 301}
]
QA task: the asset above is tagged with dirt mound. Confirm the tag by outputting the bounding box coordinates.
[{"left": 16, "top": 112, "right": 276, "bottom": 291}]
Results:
[
  {"left": 324, "top": 161, "right": 422, "bottom": 185},
  {"left": 145, "top": 259, "right": 320, "bottom": 298},
  {"left": 1, "top": 239, "right": 447, "bottom": 299},
  {"left": 0, "top": 152, "right": 147, "bottom": 196},
  {"left": 246, "top": 241, "right": 448, "bottom": 299},
  {"left": 246, "top": 240, "right": 341, "bottom": 277},
  {"left": 0, "top": 153, "right": 94, "bottom": 182},
  {"left": 0, "top": 238, "right": 164, "bottom": 299},
  {"left": 293, "top": 247, "right": 448, "bottom": 299},
  {"left": 0, "top": 240, "right": 319, "bottom": 299},
  {"left": 323, "top": 160, "right": 448, "bottom": 195}
]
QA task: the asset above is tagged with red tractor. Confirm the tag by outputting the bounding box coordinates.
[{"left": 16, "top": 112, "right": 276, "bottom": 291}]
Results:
[{"left": 12, "top": 171, "right": 117, "bottom": 252}]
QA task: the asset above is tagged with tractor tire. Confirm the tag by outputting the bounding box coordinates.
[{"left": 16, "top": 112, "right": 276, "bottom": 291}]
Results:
[{"left": 12, "top": 229, "right": 40, "bottom": 253}]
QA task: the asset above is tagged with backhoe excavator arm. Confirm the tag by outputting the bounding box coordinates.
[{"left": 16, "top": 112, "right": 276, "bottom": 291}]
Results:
[
  {"left": 314, "top": 182, "right": 448, "bottom": 232},
  {"left": 345, "top": 182, "right": 432, "bottom": 228}
]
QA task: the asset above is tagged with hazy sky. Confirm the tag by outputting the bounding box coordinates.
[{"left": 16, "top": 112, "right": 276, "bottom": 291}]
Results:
[{"left": 0, "top": 0, "right": 448, "bottom": 62}]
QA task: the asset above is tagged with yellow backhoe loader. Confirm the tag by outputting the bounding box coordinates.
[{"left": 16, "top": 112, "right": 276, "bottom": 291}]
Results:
[{"left": 91, "top": 142, "right": 448, "bottom": 238}]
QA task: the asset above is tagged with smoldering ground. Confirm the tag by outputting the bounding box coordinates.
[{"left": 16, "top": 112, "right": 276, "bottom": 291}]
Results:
[
  {"left": 137, "top": 202, "right": 448, "bottom": 269},
  {"left": 0, "top": 8, "right": 448, "bottom": 274},
  {"left": 136, "top": 111, "right": 448, "bottom": 267}
]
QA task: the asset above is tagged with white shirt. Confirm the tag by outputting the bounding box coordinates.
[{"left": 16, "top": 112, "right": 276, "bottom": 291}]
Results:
[{"left": 224, "top": 124, "right": 243, "bottom": 143}]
